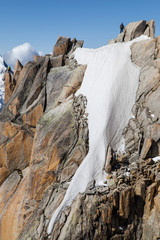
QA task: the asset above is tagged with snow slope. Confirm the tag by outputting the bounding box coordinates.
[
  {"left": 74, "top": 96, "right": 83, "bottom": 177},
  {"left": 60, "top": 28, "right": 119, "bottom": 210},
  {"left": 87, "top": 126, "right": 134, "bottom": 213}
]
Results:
[
  {"left": 0, "top": 56, "right": 6, "bottom": 111},
  {"left": 47, "top": 35, "right": 149, "bottom": 234}
]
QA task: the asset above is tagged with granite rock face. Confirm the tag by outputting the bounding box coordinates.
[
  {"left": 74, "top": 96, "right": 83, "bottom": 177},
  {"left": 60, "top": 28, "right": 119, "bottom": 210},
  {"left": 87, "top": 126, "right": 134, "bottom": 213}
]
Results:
[
  {"left": 0, "top": 21, "right": 160, "bottom": 240},
  {"left": 53, "top": 36, "right": 84, "bottom": 57},
  {"left": 115, "top": 20, "right": 155, "bottom": 43}
]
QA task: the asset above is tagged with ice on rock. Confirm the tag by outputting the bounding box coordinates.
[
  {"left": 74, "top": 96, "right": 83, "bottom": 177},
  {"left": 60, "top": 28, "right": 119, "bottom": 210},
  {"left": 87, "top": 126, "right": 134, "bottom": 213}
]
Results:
[{"left": 47, "top": 35, "right": 149, "bottom": 235}]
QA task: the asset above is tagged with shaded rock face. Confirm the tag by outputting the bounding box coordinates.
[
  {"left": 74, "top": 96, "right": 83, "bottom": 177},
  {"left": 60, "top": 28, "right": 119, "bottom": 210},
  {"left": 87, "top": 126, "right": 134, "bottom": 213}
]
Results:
[
  {"left": 4, "top": 71, "right": 16, "bottom": 103},
  {"left": 0, "top": 20, "right": 160, "bottom": 240}
]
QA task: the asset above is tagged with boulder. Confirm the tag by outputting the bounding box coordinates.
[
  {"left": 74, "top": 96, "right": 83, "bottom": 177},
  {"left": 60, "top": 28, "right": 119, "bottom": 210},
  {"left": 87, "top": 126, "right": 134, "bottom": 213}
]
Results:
[
  {"left": 144, "top": 20, "right": 155, "bottom": 38},
  {"left": 67, "top": 38, "right": 84, "bottom": 57},
  {"left": 123, "top": 20, "right": 147, "bottom": 42},
  {"left": 116, "top": 32, "right": 124, "bottom": 43},
  {"left": 131, "top": 38, "right": 156, "bottom": 67},
  {"left": 53, "top": 36, "right": 84, "bottom": 57},
  {"left": 53, "top": 36, "right": 70, "bottom": 56}
]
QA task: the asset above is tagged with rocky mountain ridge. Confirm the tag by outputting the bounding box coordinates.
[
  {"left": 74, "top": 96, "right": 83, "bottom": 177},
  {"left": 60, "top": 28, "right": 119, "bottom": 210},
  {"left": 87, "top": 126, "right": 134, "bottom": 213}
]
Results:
[{"left": 0, "top": 20, "right": 159, "bottom": 240}]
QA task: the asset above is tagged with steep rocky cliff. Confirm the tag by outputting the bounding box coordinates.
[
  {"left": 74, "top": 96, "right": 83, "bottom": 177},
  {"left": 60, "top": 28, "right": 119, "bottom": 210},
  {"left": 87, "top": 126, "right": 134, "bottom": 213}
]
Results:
[{"left": 0, "top": 20, "right": 159, "bottom": 240}]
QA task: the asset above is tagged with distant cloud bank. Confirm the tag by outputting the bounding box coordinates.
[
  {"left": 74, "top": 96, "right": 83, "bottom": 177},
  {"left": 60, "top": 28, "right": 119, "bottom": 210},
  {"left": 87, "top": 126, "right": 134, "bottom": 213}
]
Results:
[{"left": 4, "top": 43, "right": 43, "bottom": 69}]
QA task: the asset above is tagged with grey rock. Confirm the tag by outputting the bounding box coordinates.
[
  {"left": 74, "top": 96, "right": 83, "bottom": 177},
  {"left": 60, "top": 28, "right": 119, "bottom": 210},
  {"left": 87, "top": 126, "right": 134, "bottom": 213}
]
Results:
[
  {"left": 2, "top": 61, "right": 40, "bottom": 115},
  {"left": 107, "top": 179, "right": 117, "bottom": 190},
  {"left": 46, "top": 66, "right": 71, "bottom": 110},
  {"left": 155, "top": 172, "right": 160, "bottom": 181},
  {"left": 124, "top": 20, "right": 147, "bottom": 42},
  {"left": 49, "top": 55, "right": 63, "bottom": 68},
  {"left": 86, "top": 180, "right": 95, "bottom": 190},
  {"left": 144, "top": 20, "right": 155, "bottom": 38},
  {"left": 136, "top": 65, "right": 159, "bottom": 101},
  {"left": 108, "top": 39, "right": 116, "bottom": 45},
  {"left": 131, "top": 39, "right": 156, "bottom": 67},
  {"left": 85, "top": 189, "right": 96, "bottom": 195},
  {"left": 33, "top": 55, "right": 46, "bottom": 64},
  {"left": 104, "top": 146, "right": 113, "bottom": 173},
  {"left": 116, "top": 32, "right": 125, "bottom": 43},
  {"left": 145, "top": 85, "right": 160, "bottom": 117}
]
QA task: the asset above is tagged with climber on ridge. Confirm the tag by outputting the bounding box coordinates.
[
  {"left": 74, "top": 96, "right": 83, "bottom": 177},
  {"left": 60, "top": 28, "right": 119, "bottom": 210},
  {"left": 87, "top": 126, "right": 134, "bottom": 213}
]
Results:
[
  {"left": 7, "top": 66, "right": 11, "bottom": 72},
  {"left": 120, "top": 23, "right": 124, "bottom": 33}
]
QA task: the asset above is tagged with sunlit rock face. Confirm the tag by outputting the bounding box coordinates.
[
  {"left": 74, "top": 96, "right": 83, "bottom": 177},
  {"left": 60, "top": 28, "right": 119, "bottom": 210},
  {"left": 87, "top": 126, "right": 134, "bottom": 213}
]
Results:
[{"left": 0, "top": 21, "right": 160, "bottom": 240}]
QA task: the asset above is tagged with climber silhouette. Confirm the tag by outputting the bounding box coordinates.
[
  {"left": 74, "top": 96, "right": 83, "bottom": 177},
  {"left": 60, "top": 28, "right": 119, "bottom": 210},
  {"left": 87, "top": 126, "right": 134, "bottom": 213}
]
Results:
[{"left": 120, "top": 23, "right": 124, "bottom": 33}]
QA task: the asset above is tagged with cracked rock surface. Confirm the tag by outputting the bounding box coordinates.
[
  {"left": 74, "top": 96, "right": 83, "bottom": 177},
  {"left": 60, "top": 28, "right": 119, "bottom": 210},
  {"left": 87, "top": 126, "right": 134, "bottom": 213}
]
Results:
[{"left": 0, "top": 22, "right": 160, "bottom": 240}]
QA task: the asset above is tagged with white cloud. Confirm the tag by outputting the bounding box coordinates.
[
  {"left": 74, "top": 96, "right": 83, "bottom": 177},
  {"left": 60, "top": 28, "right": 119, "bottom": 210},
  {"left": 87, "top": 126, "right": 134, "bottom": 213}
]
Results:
[{"left": 4, "top": 43, "right": 43, "bottom": 69}]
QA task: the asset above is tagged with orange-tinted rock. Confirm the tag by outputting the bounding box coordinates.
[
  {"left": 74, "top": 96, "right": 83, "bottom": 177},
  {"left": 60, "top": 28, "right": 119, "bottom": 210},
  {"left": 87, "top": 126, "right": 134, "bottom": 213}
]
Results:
[
  {"left": 104, "top": 146, "right": 113, "bottom": 173},
  {"left": 53, "top": 36, "right": 70, "bottom": 56},
  {"left": 0, "top": 171, "right": 20, "bottom": 215},
  {"left": 33, "top": 55, "right": 46, "bottom": 63},
  {"left": 0, "top": 167, "right": 37, "bottom": 240},
  {"left": 0, "top": 167, "right": 10, "bottom": 186},
  {"left": 8, "top": 96, "right": 20, "bottom": 115},
  {"left": 22, "top": 103, "right": 44, "bottom": 127},
  {"left": 4, "top": 71, "right": 15, "bottom": 103},
  {"left": 119, "top": 187, "right": 134, "bottom": 219},
  {"left": 3, "top": 121, "right": 21, "bottom": 138},
  {"left": 0, "top": 122, "right": 34, "bottom": 185},
  {"left": 29, "top": 99, "right": 78, "bottom": 200},
  {"left": 14, "top": 60, "right": 23, "bottom": 82},
  {"left": 142, "top": 182, "right": 160, "bottom": 240}
]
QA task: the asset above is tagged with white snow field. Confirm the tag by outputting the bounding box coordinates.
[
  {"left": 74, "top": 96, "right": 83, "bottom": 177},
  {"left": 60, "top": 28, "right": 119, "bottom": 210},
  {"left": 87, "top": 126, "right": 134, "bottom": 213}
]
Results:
[
  {"left": 47, "top": 35, "right": 149, "bottom": 234},
  {"left": 0, "top": 56, "right": 6, "bottom": 111}
]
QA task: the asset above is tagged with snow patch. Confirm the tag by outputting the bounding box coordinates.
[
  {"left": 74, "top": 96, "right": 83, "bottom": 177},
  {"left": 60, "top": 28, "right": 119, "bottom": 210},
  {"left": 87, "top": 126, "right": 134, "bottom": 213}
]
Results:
[
  {"left": 47, "top": 35, "right": 149, "bottom": 234},
  {"left": 0, "top": 56, "right": 6, "bottom": 111},
  {"left": 117, "top": 137, "right": 126, "bottom": 154},
  {"left": 152, "top": 156, "right": 160, "bottom": 162}
]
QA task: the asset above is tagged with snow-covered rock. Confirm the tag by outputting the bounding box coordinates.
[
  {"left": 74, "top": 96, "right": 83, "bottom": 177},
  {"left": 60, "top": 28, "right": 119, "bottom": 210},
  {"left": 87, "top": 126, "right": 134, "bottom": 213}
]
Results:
[{"left": 0, "top": 56, "right": 6, "bottom": 111}]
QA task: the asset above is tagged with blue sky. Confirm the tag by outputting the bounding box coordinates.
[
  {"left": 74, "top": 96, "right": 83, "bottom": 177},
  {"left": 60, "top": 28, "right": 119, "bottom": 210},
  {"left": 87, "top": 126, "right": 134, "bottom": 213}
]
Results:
[{"left": 1, "top": 0, "right": 160, "bottom": 55}]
